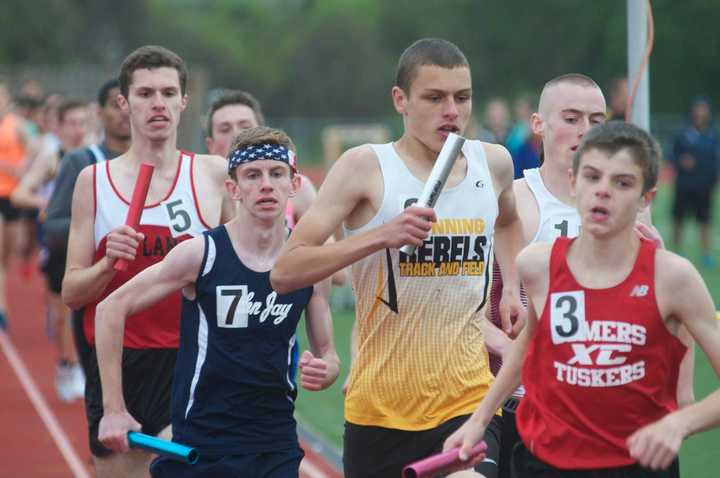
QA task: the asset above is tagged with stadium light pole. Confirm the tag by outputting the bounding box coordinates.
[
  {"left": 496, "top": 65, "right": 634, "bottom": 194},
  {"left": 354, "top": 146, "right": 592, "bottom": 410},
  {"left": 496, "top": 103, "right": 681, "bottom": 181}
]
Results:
[{"left": 627, "top": 0, "right": 650, "bottom": 131}]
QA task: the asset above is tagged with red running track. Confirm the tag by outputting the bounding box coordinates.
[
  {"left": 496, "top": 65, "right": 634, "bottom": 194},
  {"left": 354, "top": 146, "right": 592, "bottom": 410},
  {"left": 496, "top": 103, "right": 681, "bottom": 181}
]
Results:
[{"left": 0, "top": 259, "right": 341, "bottom": 478}]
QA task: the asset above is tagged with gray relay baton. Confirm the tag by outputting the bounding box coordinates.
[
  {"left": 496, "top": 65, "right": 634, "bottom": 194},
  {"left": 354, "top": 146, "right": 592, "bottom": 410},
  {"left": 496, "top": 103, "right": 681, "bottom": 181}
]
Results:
[{"left": 399, "top": 133, "right": 466, "bottom": 255}]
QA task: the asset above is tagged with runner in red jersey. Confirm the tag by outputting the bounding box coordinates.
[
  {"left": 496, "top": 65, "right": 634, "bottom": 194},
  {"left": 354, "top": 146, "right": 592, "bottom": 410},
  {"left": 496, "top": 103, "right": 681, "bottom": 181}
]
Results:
[
  {"left": 445, "top": 121, "right": 720, "bottom": 476},
  {"left": 62, "top": 46, "right": 233, "bottom": 477}
]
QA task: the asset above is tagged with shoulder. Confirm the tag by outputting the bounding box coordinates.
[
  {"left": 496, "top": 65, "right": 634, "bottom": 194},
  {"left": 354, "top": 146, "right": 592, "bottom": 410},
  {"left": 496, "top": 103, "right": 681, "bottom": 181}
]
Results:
[
  {"left": 476, "top": 141, "right": 513, "bottom": 187},
  {"left": 655, "top": 248, "right": 700, "bottom": 293},
  {"left": 517, "top": 241, "right": 552, "bottom": 281},
  {"left": 192, "top": 153, "right": 227, "bottom": 173},
  {"left": 324, "top": 144, "right": 381, "bottom": 188}
]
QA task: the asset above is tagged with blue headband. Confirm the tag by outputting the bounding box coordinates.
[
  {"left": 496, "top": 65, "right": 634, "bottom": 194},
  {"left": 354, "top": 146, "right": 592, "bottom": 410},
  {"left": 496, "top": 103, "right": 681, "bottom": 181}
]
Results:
[{"left": 228, "top": 143, "right": 297, "bottom": 173}]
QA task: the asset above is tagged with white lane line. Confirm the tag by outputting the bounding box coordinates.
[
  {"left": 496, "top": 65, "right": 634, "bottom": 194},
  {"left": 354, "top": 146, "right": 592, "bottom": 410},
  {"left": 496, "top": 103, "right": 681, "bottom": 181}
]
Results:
[{"left": 0, "top": 331, "right": 91, "bottom": 478}]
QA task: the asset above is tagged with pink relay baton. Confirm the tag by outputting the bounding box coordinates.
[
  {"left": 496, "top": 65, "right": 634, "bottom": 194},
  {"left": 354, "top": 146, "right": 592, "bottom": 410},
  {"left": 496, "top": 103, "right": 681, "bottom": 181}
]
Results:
[
  {"left": 114, "top": 163, "right": 154, "bottom": 271},
  {"left": 402, "top": 441, "right": 487, "bottom": 478}
]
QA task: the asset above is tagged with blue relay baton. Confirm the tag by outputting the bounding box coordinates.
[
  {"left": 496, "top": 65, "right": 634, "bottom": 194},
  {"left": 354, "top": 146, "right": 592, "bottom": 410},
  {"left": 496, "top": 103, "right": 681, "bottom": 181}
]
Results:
[{"left": 127, "top": 432, "right": 199, "bottom": 464}]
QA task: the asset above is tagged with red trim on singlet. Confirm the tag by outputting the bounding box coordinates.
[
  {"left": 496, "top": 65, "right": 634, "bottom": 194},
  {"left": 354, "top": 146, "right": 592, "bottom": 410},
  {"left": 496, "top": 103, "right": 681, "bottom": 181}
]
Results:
[
  {"left": 105, "top": 151, "right": 183, "bottom": 208},
  {"left": 189, "top": 152, "right": 212, "bottom": 229},
  {"left": 92, "top": 163, "right": 97, "bottom": 217}
]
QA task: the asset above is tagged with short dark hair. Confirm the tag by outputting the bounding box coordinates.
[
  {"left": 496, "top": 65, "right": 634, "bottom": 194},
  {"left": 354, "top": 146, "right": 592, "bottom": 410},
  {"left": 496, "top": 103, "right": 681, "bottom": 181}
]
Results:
[
  {"left": 395, "top": 38, "right": 469, "bottom": 94},
  {"left": 572, "top": 121, "right": 660, "bottom": 193},
  {"left": 57, "top": 99, "right": 86, "bottom": 123},
  {"left": 228, "top": 126, "right": 296, "bottom": 180},
  {"left": 98, "top": 79, "right": 120, "bottom": 107},
  {"left": 119, "top": 45, "right": 188, "bottom": 98},
  {"left": 206, "top": 90, "right": 264, "bottom": 138}
]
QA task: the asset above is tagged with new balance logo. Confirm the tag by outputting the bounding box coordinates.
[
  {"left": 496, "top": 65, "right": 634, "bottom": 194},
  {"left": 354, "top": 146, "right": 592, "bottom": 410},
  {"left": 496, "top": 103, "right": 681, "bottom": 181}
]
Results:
[{"left": 630, "top": 285, "right": 649, "bottom": 297}]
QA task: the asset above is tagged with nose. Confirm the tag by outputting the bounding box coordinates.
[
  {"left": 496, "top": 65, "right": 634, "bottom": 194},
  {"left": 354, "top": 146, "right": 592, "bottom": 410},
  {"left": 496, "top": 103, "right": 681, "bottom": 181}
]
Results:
[
  {"left": 260, "top": 172, "right": 274, "bottom": 190},
  {"left": 577, "top": 117, "right": 592, "bottom": 138},
  {"left": 443, "top": 97, "right": 459, "bottom": 119},
  {"left": 150, "top": 92, "right": 166, "bottom": 110}
]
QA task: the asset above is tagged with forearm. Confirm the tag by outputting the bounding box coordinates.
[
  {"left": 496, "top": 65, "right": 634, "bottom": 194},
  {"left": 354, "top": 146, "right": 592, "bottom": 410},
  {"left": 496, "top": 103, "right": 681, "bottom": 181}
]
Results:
[
  {"left": 493, "top": 218, "right": 524, "bottom": 292},
  {"left": 671, "top": 388, "right": 720, "bottom": 437},
  {"left": 469, "top": 324, "right": 529, "bottom": 425},
  {"left": 62, "top": 256, "right": 116, "bottom": 309},
  {"left": 10, "top": 188, "right": 45, "bottom": 210},
  {"left": 272, "top": 228, "right": 386, "bottom": 294},
  {"left": 95, "top": 298, "right": 128, "bottom": 412},
  {"left": 479, "top": 316, "right": 513, "bottom": 357}
]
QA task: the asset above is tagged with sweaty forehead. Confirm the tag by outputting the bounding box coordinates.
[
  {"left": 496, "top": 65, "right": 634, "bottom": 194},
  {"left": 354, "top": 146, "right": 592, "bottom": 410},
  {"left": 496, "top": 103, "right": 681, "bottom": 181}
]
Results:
[{"left": 540, "top": 82, "right": 605, "bottom": 116}]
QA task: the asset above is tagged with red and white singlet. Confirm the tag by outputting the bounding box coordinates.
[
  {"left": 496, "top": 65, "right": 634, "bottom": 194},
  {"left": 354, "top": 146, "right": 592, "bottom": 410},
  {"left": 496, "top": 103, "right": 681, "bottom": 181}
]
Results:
[
  {"left": 517, "top": 237, "right": 686, "bottom": 469},
  {"left": 83, "top": 152, "right": 211, "bottom": 348}
]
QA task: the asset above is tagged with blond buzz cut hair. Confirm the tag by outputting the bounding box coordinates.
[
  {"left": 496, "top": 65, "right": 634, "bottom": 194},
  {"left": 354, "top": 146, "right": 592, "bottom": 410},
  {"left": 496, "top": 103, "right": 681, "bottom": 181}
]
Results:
[{"left": 538, "top": 73, "right": 602, "bottom": 116}]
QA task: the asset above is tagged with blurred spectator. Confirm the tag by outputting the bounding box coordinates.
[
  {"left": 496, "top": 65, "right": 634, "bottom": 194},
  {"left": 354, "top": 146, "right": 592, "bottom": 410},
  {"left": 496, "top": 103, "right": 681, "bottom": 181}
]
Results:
[
  {"left": 507, "top": 93, "right": 540, "bottom": 178},
  {"left": 478, "top": 97, "right": 510, "bottom": 144},
  {"left": 607, "top": 77, "right": 628, "bottom": 121},
  {"left": 670, "top": 96, "right": 718, "bottom": 268}
]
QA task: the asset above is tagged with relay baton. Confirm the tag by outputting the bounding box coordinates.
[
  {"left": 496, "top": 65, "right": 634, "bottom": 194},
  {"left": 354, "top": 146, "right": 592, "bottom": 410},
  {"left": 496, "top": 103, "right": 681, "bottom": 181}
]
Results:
[
  {"left": 128, "top": 431, "right": 199, "bottom": 464},
  {"left": 114, "top": 163, "right": 154, "bottom": 271},
  {"left": 402, "top": 441, "right": 487, "bottom": 478},
  {"left": 399, "top": 133, "right": 466, "bottom": 255}
]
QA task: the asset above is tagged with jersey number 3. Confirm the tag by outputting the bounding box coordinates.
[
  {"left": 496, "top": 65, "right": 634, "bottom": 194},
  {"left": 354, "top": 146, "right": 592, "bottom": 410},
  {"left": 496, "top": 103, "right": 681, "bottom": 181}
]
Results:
[{"left": 550, "top": 290, "right": 585, "bottom": 344}]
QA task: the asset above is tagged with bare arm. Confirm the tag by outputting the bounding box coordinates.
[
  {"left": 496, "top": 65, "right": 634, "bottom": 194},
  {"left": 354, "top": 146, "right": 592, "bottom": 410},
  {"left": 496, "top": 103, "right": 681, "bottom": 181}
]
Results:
[
  {"left": 271, "top": 146, "right": 435, "bottom": 293},
  {"left": 10, "top": 149, "right": 53, "bottom": 210},
  {"left": 444, "top": 242, "right": 549, "bottom": 460},
  {"left": 61, "top": 167, "right": 142, "bottom": 309},
  {"left": 300, "top": 277, "right": 340, "bottom": 391},
  {"left": 96, "top": 237, "right": 203, "bottom": 452},
  {"left": 488, "top": 144, "right": 526, "bottom": 335},
  {"left": 676, "top": 325, "right": 695, "bottom": 408},
  {"left": 627, "top": 253, "right": 720, "bottom": 470}
]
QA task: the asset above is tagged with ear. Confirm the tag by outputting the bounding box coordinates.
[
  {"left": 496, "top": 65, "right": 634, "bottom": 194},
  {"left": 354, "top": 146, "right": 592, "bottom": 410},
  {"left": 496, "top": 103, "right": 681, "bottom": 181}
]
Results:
[
  {"left": 289, "top": 173, "right": 301, "bottom": 198},
  {"left": 117, "top": 93, "right": 129, "bottom": 114},
  {"left": 568, "top": 167, "right": 577, "bottom": 198},
  {"left": 180, "top": 93, "right": 189, "bottom": 111},
  {"left": 640, "top": 186, "right": 657, "bottom": 210},
  {"left": 530, "top": 112, "right": 544, "bottom": 136},
  {"left": 391, "top": 86, "right": 408, "bottom": 115},
  {"left": 205, "top": 137, "right": 215, "bottom": 156},
  {"left": 224, "top": 178, "right": 239, "bottom": 201}
]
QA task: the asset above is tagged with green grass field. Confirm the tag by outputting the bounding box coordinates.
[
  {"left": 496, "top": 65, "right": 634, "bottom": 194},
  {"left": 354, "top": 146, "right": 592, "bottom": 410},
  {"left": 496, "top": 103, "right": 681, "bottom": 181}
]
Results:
[{"left": 294, "top": 182, "right": 719, "bottom": 476}]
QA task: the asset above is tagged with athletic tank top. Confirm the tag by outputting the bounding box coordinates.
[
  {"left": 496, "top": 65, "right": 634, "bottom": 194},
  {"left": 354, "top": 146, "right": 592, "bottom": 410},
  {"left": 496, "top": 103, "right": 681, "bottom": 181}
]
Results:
[
  {"left": 172, "top": 226, "right": 312, "bottom": 454},
  {"left": 83, "top": 151, "right": 211, "bottom": 348},
  {"left": 517, "top": 237, "right": 686, "bottom": 469},
  {"left": 0, "top": 113, "right": 26, "bottom": 197},
  {"left": 489, "top": 167, "right": 580, "bottom": 377},
  {"left": 343, "top": 141, "right": 498, "bottom": 430}
]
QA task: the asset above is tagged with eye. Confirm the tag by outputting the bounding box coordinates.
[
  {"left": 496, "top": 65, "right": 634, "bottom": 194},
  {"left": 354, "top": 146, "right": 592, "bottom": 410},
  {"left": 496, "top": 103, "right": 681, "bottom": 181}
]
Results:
[
  {"left": 564, "top": 116, "right": 578, "bottom": 124},
  {"left": 456, "top": 94, "right": 471, "bottom": 103}
]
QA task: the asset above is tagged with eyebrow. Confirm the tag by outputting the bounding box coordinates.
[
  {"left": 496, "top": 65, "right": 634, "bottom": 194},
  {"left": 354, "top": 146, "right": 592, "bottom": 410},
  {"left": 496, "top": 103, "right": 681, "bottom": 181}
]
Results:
[
  {"left": 561, "top": 108, "right": 606, "bottom": 116},
  {"left": 422, "top": 88, "right": 472, "bottom": 95}
]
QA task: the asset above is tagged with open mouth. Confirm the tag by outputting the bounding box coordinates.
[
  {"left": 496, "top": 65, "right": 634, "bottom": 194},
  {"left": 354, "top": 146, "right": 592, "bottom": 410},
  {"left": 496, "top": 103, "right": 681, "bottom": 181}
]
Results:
[
  {"left": 148, "top": 115, "right": 169, "bottom": 124},
  {"left": 257, "top": 198, "right": 277, "bottom": 206},
  {"left": 590, "top": 206, "right": 609, "bottom": 220},
  {"left": 438, "top": 125, "right": 459, "bottom": 134}
]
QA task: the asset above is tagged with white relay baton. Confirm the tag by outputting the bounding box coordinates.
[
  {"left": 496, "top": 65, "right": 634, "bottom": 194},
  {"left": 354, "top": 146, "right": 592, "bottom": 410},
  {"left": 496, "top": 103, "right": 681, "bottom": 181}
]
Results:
[{"left": 399, "top": 133, "right": 466, "bottom": 255}]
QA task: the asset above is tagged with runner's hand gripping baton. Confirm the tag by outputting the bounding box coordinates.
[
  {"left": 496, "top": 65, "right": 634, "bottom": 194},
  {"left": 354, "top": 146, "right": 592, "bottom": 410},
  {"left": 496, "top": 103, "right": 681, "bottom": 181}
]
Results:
[
  {"left": 127, "top": 431, "right": 199, "bottom": 464},
  {"left": 114, "top": 163, "right": 154, "bottom": 271},
  {"left": 401, "top": 441, "right": 487, "bottom": 478},
  {"left": 399, "top": 133, "right": 466, "bottom": 255}
]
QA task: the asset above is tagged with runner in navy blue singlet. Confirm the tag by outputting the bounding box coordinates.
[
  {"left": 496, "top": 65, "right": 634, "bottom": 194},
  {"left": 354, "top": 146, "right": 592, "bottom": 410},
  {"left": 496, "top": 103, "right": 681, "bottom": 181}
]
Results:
[{"left": 93, "top": 126, "right": 339, "bottom": 478}]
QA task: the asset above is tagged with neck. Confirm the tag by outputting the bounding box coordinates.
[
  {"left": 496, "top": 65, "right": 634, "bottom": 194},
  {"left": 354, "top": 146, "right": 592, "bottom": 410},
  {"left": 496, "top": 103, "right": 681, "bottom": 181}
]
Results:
[
  {"left": 572, "top": 227, "right": 639, "bottom": 270},
  {"left": 539, "top": 158, "right": 574, "bottom": 206},
  {"left": 103, "top": 134, "right": 131, "bottom": 156},
  {"left": 227, "top": 212, "right": 287, "bottom": 260},
  {"left": 395, "top": 134, "right": 440, "bottom": 169},
  {"left": 127, "top": 132, "right": 179, "bottom": 168}
]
